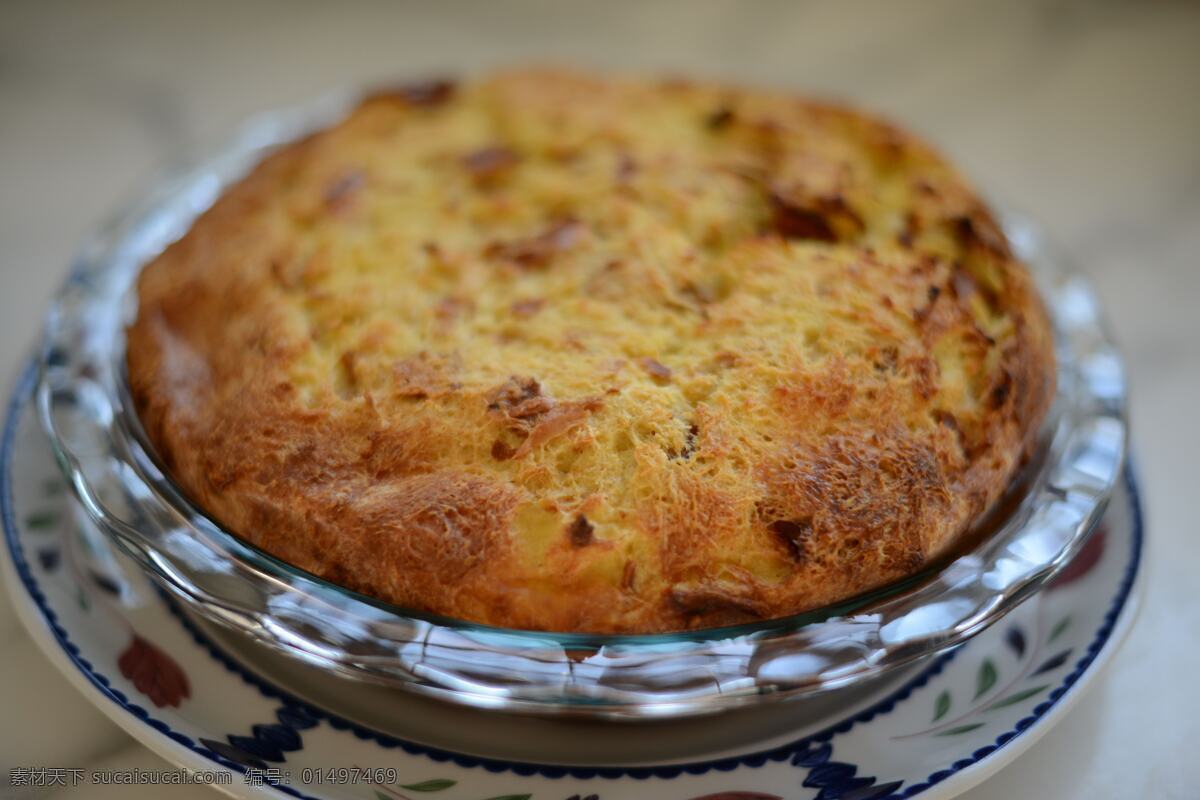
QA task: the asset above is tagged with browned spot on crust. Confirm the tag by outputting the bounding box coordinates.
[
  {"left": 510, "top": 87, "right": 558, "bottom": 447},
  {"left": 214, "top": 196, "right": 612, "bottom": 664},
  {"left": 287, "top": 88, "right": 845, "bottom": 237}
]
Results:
[
  {"left": 323, "top": 171, "right": 365, "bottom": 213},
  {"left": 899, "top": 211, "right": 919, "bottom": 247},
  {"left": 615, "top": 153, "right": 637, "bottom": 182},
  {"left": 393, "top": 353, "right": 459, "bottom": 399},
  {"left": 435, "top": 296, "right": 473, "bottom": 322},
  {"left": 639, "top": 357, "right": 672, "bottom": 383},
  {"left": 334, "top": 351, "right": 361, "bottom": 399},
  {"left": 365, "top": 78, "right": 456, "bottom": 108},
  {"left": 769, "top": 517, "right": 813, "bottom": 562},
  {"left": 621, "top": 561, "right": 637, "bottom": 590},
  {"left": 568, "top": 514, "right": 594, "bottom": 547},
  {"left": 679, "top": 281, "right": 717, "bottom": 311},
  {"left": 990, "top": 370, "right": 1013, "bottom": 409},
  {"left": 713, "top": 351, "right": 740, "bottom": 368},
  {"left": 768, "top": 189, "right": 837, "bottom": 242},
  {"left": 677, "top": 423, "right": 699, "bottom": 460},
  {"left": 952, "top": 269, "right": 978, "bottom": 301},
  {"left": 462, "top": 146, "right": 520, "bottom": 182},
  {"left": 351, "top": 471, "right": 520, "bottom": 588},
  {"left": 510, "top": 297, "right": 545, "bottom": 318},
  {"left": 873, "top": 345, "right": 900, "bottom": 374},
  {"left": 761, "top": 432, "right": 949, "bottom": 577},
  {"left": 487, "top": 375, "right": 550, "bottom": 425},
  {"left": 364, "top": 423, "right": 440, "bottom": 478},
  {"left": 669, "top": 581, "right": 765, "bottom": 620},
  {"left": 485, "top": 376, "right": 602, "bottom": 459},
  {"left": 705, "top": 107, "right": 735, "bottom": 131},
  {"left": 511, "top": 399, "right": 602, "bottom": 459},
  {"left": 955, "top": 212, "right": 1010, "bottom": 258},
  {"left": 913, "top": 284, "right": 943, "bottom": 323},
  {"left": 485, "top": 220, "right": 586, "bottom": 268}
]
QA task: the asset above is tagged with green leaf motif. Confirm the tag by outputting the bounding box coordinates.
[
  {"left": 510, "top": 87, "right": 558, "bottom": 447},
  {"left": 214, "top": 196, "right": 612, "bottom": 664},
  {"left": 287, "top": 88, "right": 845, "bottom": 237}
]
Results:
[
  {"left": 76, "top": 588, "right": 90, "bottom": 612},
  {"left": 986, "top": 685, "right": 1050, "bottom": 711},
  {"left": 936, "top": 723, "right": 986, "bottom": 736},
  {"left": 1049, "top": 617, "right": 1071, "bottom": 642},
  {"left": 400, "top": 780, "right": 457, "bottom": 792},
  {"left": 1033, "top": 649, "right": 1073, "bottom": 675},
  {"left": 481, "top": 796, "right": 533, "bottom": 800},
  {"left": 43, "top": 479, "right": 65, "bottom": 496},
  {"left": 933, "top": 689, "right": 952, "bottom": 722},
  {"left": 974, "top": 659, "right": 998, "bottom": 699},
  {"left": 25, "top": 511, "right": 58, "bottom": 530},
  {"left": 376, "top": 792, "right": 392, "bottom": 800}
]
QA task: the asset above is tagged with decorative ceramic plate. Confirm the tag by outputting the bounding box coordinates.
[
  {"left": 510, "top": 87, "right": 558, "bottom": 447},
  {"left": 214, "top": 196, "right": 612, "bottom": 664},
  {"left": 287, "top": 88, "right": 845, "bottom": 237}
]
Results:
[{"left": 3, "top": 361, "right": 1144, "bottom": 800}]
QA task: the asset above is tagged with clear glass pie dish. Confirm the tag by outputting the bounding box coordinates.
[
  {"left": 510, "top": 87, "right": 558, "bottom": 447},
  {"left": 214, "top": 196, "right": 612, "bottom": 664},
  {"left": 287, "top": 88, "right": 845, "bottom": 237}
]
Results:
[{"left": 35, "top": 91, "right": 1127, "bottom": 720}]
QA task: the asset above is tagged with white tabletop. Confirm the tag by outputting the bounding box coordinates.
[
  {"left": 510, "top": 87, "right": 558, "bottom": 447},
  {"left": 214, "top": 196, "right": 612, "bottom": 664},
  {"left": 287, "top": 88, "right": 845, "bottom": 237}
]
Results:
[{"left": 1, "top": 1, "right": 1197, "bottom": 797}]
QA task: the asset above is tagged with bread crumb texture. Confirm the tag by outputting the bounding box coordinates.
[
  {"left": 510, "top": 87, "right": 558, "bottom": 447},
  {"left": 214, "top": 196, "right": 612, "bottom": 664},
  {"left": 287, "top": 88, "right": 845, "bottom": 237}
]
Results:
[{"left": 128, "top": 68, "right": 1054, "bottom": 632}]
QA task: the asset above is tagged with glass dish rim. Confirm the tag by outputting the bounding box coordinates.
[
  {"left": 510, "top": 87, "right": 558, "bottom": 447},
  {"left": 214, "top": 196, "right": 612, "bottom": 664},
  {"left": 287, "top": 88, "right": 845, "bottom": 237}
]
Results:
[{"left": 33, "top": 87, "right": 1129, "bottom": 716}]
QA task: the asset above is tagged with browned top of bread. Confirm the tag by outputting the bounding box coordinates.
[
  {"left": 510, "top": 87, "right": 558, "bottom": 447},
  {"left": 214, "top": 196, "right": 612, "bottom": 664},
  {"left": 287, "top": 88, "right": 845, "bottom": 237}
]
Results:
[{"left": 127, "top": 68, "right": 1054, "bottom": 633}]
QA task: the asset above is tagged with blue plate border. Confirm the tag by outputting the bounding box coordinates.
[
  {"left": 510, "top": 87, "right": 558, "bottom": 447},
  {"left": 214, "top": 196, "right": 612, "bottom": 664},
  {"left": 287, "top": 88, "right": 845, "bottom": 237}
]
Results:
[{"left": 2, "top": 359, "right": 1143, "bottom": 798}]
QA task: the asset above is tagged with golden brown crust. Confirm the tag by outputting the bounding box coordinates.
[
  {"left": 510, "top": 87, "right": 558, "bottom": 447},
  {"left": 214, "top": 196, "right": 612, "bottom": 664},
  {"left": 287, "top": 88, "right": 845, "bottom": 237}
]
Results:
[{"left": 127, "top": 68, "right": 1055, "bottom": 633}]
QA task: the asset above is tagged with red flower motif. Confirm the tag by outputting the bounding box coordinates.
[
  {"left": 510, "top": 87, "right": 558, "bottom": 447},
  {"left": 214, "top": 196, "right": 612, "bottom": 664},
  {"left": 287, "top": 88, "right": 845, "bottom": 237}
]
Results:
[
  {"left": 118, "top": 635, "right": 191, "bottom": 708},
  {"left": 1048, "top": 524, "right": 1107, "bottom": 591}
]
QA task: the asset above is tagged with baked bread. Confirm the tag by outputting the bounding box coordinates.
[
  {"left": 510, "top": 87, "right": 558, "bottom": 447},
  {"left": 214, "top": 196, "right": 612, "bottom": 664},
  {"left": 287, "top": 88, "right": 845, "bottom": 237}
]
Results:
[{"left": 127, "top": 68, "right": 1054, "bottom": 633}]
